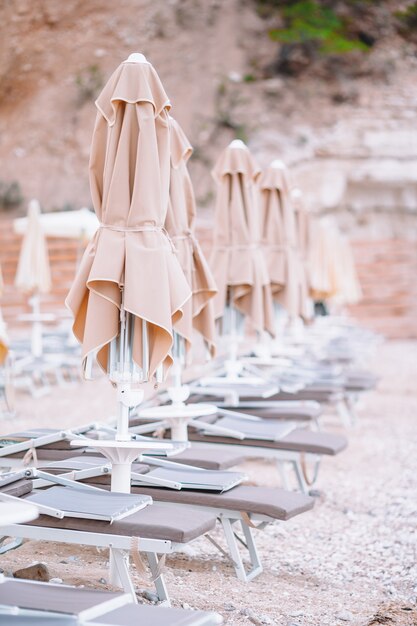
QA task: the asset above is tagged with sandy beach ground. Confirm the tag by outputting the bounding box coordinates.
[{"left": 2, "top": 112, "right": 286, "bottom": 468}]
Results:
[{"left": 0, "top": 340, "right": 416, "bottom": 625}]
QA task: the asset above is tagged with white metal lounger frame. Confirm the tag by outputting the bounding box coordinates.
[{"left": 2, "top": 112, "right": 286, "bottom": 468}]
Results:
[
  {"left": 0, "top": 519, "right": 174, "bottom": 604},
  {"left": 128, "top": 420, "right": 321, "bottom": 494},
  {"left": 0, "top": 575, "right": 134, "bottom": 622},
  {"left": 191, "top": 440, "right": 321, "bottom": 495},
  {"left": 0, "top": 471, "right": 197, "bottom": 605},
  {"left": 45, "top": 459, "right": 278, "bottom": 583},
  {"left": 141, "top": 499, "right": 271, "bottom": 583},
  {"left": 0, "top": 423, "right": 100, "bottom": 468}
]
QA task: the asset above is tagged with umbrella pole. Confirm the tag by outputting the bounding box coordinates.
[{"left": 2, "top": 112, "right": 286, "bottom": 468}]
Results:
[
  {"left": 224, "top": 288, "right": 244, "bottom": 380},
  {"left": 167, "top": 333, "right": 189, "bottom": 441},
  {"left": 30, "top": 292, "right": 43, "bottom": 358}
]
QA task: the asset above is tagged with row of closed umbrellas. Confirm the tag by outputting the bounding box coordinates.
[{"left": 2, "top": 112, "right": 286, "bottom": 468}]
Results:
[{"left": 0, "top": 54, "right": 361, "bottom": 380}]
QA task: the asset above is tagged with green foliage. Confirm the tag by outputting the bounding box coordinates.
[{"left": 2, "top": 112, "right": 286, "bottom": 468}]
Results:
[
  {"left": 75, "top": 65, "right": 104, "bottom": 104},
  {"left": 395, "top": 2, "right": 417, "bottom": 30},
  {"left": 0, "top": 180, "right": 23, "bottom": 211},
  {"left": 269, "top": 1, "right": 369, "bottom": 55}
]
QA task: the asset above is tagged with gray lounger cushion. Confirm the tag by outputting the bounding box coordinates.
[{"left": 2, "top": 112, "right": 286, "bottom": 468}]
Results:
[
  {"left": 0, "top": 579, "right": 123, "bottom": 615},
  {"left": 257, "top": 389, "right": 344, "bottom": 403},
  {"left": 127, "top": 485, "right": 314, "bottom": 521},
  {"left": 222, "top": 404, "right": 321, "bottom": 421},
  {"left": 189, "top": 427, "right": 348, "bottom": 455},
  {"left": 26, "top": 487, "right": 151, "bottom": 521},
  {"left": 41, "top": 456, "right": 150, "bottom": 484},
  {"left": 24, "top": 501, "right": 217, "bottom": 543},
  {"left": 0, "top": 477, "right": 32, "bottom": 498},
  {"left": 170, "top": 447, "right": 246, "bottom": 470},
  {"left": 90, "top": 603, "right": 221, "bottom": 626}
]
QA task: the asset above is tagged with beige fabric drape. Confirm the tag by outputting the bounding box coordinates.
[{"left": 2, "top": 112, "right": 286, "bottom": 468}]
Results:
[
  {"left": 0, "top": 264, "right": 7, "bottom": 364},
  {"left": 259, "top": 165, "right": 309, "bottom": 320},
  {"left": 210, "top": 144, "right": 275, "bottom": 336},
  {"left": 165, "top": 117, "right": 217, "bottom": 356},
  {"left": 66, "top": 61, "right": 191, "bottom": 378},
  {"left": 308, "top": 218, "right": 361, "bottom": 304},
  {"left": 15, "top": 200, "right": 52, "bottom": 295}
]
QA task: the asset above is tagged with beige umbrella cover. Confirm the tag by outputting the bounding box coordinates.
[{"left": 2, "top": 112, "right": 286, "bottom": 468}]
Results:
[
  {"left": 0, "top": 265, "right": 7, "bottom": 364},
  {"left": 165, "top": 117, "right": 217, "bottom": 356},
  {"left": 309, "top": 218, "right": 343, "bottom": 300},
  {"left": 259, "top": 164, "right": 309, "bottom": 320},
  {"left": 66, "top": 60, "right": 191, "bottom": 378},
  {"left": 15, "top": 200, "right": 52, "bottom": 295},
  {"left": 332, "top": 235, "right": 362, "bottom": 305},
  {"left": 210, "top": 143, "right": 275, "bottom": 336}
]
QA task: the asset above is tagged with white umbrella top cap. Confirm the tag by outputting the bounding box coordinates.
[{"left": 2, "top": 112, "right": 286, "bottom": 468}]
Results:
[
  {"left": 124, "top": 52, "right": 149, "bottom": 64},
  {"left": 229, "top": 139, "right": 247, "bottom": 150},
  {"left": 271, "top": 159, "right": 286, "bottom": 170}
]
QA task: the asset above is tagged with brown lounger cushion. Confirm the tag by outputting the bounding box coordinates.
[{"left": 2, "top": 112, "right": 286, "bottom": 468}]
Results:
[
  {"left": 171, "top": 448, "right": 246, "bottom": 470},
  {"left": 224, "top": 406, "right": 320, "bottom": 421},
  {"left": 189, "top": 427, "right": 348, "bottom": 455},
  {"left": 0, "top": 478, "right": 32, "bottom": 498},
  {"left": 260, "top": 389, "right": 344, "bottom": 403},
  {"left": 90, "top": 603, "right": 218, "bottom": 626},
  {"left": 0, "top": 579, "right": 124, "bottom": 615},
  {"left": 24, "top": 500, "right": 216, "bottom": 543},
  {"left": 126, "top": 485, "right": 314, "bottom": 521},
  {"left": 39, "top": 456, "right": 150, "bottom": 484}
]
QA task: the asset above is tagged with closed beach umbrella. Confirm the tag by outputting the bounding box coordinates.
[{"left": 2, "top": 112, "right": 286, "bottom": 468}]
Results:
[
  {"left": 210, "top": 141, "right": 275, "bottom": 336},
  {"left": 14, "top": 208, "right": 99, "bottom": 242},
  {"left": 332, "top": 235, "right": 362, "bottom": 306},
  {"left": 15, "top": 200, "right": 52, "bottom": 295},
  {"left": 259, "top": 162, "right": 309, "bottom": 320},
  {"left": 165, "top": 116, "right": 217, "bottom": 357},
  {"left": 66, "top": 57, "right": 191, "bottom": 379},
  {"left": 0, "top": 265, "right": 8, "bottom": 364},
  {"left": 309, "top": 218, "right": 342, "bottom": 301}
]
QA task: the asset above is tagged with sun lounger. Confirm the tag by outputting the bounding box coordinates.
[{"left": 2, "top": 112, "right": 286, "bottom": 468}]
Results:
[
  {"left": 0, "top": 427, "right": 187, "bottom": 470},
  {"left": 186, "top": 416, "right": 347, "bottom": 493},
  {"left": 0, "top": 577, "right": 222, "bottom": 625},
  {"left": 128, "top": 410, "right": 347, "bottom": 493},
  {"left": 0, "top": 470, "right": 217, "bottom": 604},
  {"left": 0, "top": 428, "right": 247, "bottom": 472},
  {"left": 41, "top": 455, "right": 315, "bottom": 582}
]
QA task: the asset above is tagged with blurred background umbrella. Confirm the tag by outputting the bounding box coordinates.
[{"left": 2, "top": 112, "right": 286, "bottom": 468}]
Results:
[
  {"left": 308, "top": 217, "right": 362, "bottom": 309},
  {"left": 14, "top": 199, "right": 52, "bottom": 357},
  {"left": 0, "top": 264, "right": 8, "bottom": 365},
  {"left": 259, "top": 161, "right": 309, "bottom": 329},
  {"left": 14, "top": 207, "right": 99, "bottom": 242},
  {"left": 210, "top": 140, "right": 275, "bottom": 339}
]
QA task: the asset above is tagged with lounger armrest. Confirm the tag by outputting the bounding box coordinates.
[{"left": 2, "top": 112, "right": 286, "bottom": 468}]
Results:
[
  {"left": 0, "top": 430, "right": 69, "bottom": 458},
  {"left": 130, "top": 471, "right": 182, "bottom": 490},
  {"left": 0, "top": 491, "right": 63, "bottom": 518},
  {"left": 145, "top": 456, "right": 206, "bottom": 472},
  {"left": 191, "top": 419, "right": 245, "bottom": 440},
  {"left": 217, "top": 408, "right": 262, "bottom": 422},
  {"left": 130, "top": 421, "right": 168, "bottom": 435},
  {"left": 33, "top": 470, "right": 107, "bottom": 493}
]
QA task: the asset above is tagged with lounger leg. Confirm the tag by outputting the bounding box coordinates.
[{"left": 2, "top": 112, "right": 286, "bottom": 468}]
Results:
[
  {"left": 292, "top": 460, "right": 308, "bottom": 494},
  {"left": 108, "top": 549, "right": 137, "bottom": 602},
  {"left": 221, "top": 517, "right": 247, "bottom": 582},
  {"left": 276, "top": 460, "right": 291, "bottom": 491},
  {"left": 336, "top": 398, "right": 353, "bottom": 428},
  {"left": 346, "top": 394, "right": 358, "bottom": 426},
  {"left": 239, "top": 521, "right": 263, "bottom": 581},
  {"left": 146, "top": 552, "right": 170, "bottom": 606},
  {"left": 0, "top": 536, "right": 23, "bottom": 554}
]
